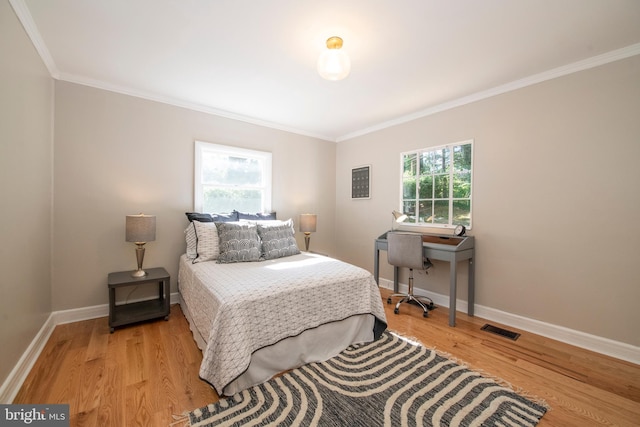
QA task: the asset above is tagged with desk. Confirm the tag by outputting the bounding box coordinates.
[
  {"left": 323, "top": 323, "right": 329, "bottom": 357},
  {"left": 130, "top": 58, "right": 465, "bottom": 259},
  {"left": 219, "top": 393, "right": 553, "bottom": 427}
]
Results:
[{"left": 374, "top": 231, "right": 474, "bottom": 326}]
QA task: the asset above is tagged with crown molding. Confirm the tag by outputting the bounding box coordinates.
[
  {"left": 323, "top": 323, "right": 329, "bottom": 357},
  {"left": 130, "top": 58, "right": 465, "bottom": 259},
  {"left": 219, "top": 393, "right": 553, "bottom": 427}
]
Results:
[
  {"left": 9, "top": 0, "right": 59, "bottom": 79},
  {"left": 337, "top": 43, "right": 640, "bottom": 142},
  {"left": 57, "top": 71, "right": 336, "bottom": 143},
  {"left": 10, "top": 0, "right": 639, "bottom": 144}
]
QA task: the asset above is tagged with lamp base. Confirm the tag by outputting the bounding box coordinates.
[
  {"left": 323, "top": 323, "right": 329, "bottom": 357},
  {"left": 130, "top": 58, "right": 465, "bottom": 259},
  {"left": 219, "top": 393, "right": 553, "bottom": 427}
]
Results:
[
  {"left": 131, "top": 243, "right": 147, "bottom": 277},
  {"left": 131, "top": 269, "right": 147, "bottom": 278},
  {"left": 304, "top": 232, "right": 311, "bottom": 252}
]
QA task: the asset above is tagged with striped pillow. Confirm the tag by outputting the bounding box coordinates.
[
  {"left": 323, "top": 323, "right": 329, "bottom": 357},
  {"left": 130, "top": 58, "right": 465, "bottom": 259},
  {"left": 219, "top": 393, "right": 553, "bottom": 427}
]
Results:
[{"left": 192, "top": 221, "right": 220, "bottom": 263}]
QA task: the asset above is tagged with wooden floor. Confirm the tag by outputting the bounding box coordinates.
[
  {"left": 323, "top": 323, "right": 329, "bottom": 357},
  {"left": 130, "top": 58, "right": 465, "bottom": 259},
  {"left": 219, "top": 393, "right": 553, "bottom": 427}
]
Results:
[{"left": 14, "top": 288, "right": 640, "bottom": 426}]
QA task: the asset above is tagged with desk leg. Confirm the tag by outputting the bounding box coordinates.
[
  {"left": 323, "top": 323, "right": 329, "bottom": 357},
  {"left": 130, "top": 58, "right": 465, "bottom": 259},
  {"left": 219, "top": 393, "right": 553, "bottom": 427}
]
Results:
[
  {"left": 374, "top": 248, "right": 380, "bottom": 285},
  {"left": 162, "top": 277, "right": 170, "bottom": 320},
  {"left": 108, "top": 287, "right": 115, "bottom": 333},
  {"left": 449, "top": 261, "right": 457, "bottom": 327},
  {"left": 468, "top": 257, "right": 475, "bottom": 317}
]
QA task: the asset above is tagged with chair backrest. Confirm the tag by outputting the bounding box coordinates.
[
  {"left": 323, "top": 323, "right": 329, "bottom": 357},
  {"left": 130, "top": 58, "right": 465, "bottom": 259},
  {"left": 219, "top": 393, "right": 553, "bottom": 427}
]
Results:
[{"left": 387, "top": 232, "right": 426, "bottom": 270}]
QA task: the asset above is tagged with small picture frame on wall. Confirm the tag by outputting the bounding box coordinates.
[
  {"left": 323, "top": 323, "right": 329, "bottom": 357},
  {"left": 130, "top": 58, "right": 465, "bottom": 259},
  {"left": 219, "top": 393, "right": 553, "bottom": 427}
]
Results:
[{"left": 351, "top": 165, "right": 371, "bottom": 199}]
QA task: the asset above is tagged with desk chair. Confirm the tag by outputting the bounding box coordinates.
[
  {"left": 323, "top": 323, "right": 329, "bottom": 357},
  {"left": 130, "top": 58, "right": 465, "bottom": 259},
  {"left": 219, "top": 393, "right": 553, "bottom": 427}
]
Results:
[{"left": 386, "top": 232, "right": 435, "bottom": 318}]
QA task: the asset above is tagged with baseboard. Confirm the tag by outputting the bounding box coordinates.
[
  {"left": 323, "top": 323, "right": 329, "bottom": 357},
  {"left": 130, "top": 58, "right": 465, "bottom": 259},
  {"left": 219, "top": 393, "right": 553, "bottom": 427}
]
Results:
[
  {"left": 0, "top": 313, "right": 56, "bottom": 404},
  {"left": 378, "top": 278, "right": 640, "bottom": 365},
  {"left": 4, "top": 285, "right": 637, "bottom": 404},
  {"left": 0, "top": 292, "right": 180, "bottom": 403}
]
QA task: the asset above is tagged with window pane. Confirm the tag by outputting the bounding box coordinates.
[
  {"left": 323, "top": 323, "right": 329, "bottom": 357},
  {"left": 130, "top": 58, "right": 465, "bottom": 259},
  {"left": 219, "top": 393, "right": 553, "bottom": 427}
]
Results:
[
  {"left": 418, "top": 175, "right": 433, "bottom": 199},
  {"left": 453, "top": 172, "right": 471, "bottom": 198},
  {"left": 419, "top": 152, "right": 431, "bottom": 174},
  {"left": 453, "top": 143, "right": 472, "bottom": 172},
  {"left": 403, "top": 177, "right": 416, "bottom": 199},
  {"left": 203, "top": 187, "right": 262, "bottom": 213},
  {"left": 430, "top": 148, "right": 450, "bottom": 174},
  {"left": 433, "top": 200, "right": 449, "bottom": 224},
  {"left": 453, "top": 200, "right": 471, "bottom": 226},
  {"left": 417, "top": 200, "right": 433, "bottom": 223},
  {"left": 403, "top": 153, "right": 417, "bottom": 175},
  {"left": 202, "top": 152, "right": 263, "bottom": 186},
  {"left": 402, "top": 154, "right": 417, "bottom": 198},
  {"left": 402, "top": 200, "right": 416, "bottom": 222},
  {"left": 434, "top": 175, "right": 449, "bottom": 198}
]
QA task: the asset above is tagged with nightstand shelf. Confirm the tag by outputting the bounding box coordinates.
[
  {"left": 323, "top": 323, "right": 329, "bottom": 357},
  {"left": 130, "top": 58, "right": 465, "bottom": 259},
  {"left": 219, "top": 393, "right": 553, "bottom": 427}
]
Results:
[{"left": 108, "top": 267, "right": 170, "bottom": 333}]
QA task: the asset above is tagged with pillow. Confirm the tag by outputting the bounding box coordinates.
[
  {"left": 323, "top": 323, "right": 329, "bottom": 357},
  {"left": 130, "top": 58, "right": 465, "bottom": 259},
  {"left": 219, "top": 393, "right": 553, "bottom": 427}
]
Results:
[
  {"left": 192, "top": 221, "right": 220, "bottom": 263},
  {"left": 257, "top": 219, "right": 300, "bottom": 260},
  {"left": 240, "top": 218, "right": 291, "bottom": 228},
  {"left": 211, "top": 212, "right": 240, "bottom": 222},
  {"left": 234, "top": 210, "right": 277, "bottom": 221},
  {"left": 185, "top": 212, "right": 213, "bottom": 222},
  {"left": 216, "top": 222, "right": 262, "bottom": 263},
  {"left": 184, "top": 223, "right": 198, "bottom": 259},
  {"left": 185, "top": 212, "right": 239, "bottom": 222}
]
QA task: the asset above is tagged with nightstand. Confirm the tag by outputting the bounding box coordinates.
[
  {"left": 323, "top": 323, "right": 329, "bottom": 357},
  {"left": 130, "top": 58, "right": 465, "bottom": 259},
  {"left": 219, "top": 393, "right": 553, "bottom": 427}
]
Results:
[{"left": 107, "top": 267, "right": 170, "bottom": 333}]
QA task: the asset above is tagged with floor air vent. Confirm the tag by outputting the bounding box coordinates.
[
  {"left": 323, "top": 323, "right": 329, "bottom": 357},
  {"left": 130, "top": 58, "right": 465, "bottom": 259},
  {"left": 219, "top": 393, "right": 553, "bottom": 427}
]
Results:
[{"left": 481, "top": 324, "right": 520, "bottom": 341}]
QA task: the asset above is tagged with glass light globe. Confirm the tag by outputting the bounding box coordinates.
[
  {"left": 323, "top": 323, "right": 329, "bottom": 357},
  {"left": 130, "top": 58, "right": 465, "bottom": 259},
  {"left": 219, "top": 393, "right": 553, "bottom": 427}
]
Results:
[{"left": 317, "top": 37, "right": 351, "bottom": 81}]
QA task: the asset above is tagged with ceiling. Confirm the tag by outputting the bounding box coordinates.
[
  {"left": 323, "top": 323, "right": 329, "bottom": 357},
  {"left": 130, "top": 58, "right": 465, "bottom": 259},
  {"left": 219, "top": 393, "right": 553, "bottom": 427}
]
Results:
[{"left": 13, "top": 0, "right": 640, "bottom": 142}]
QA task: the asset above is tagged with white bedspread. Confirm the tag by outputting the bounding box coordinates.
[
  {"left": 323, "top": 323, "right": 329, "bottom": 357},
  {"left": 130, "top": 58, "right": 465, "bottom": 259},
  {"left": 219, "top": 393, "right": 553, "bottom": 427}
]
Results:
[{"left": 178, "top": 253, "right": 387, "bottom": 395}]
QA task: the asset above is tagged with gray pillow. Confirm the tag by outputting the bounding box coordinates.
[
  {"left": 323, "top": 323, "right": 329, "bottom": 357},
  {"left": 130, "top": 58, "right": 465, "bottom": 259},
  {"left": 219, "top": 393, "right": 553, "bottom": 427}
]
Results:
[
  {"left": 234, "top": 210, "right": 277, "bottom": 220},
  {"left": 257, "top": 220, "right": 300, "bottom": 260},
  {"left": 216, "top": 222, "right": 262, "bottom": 263},
  {"left": 185, "top": 212, "right": 239, "bottom": 222}
]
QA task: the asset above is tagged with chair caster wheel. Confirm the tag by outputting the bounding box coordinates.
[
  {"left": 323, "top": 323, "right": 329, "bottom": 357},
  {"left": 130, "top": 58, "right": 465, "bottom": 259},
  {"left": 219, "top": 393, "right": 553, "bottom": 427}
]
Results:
[
  {"left": 394, "top": 308, "right": 399, "bottom": 314},
  {"left": 427, "top": 303, "right": 435, "bottom": 310},
  {"left": 387, "top": 298, "right": 392, "bottom": 304},
  {"left": 423, "top": 311, "right": 429, "bottom": 318}
]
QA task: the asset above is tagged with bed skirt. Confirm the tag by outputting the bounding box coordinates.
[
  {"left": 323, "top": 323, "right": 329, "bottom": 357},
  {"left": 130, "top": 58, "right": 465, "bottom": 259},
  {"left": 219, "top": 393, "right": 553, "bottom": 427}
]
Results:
[{"left": 180, "top": 293, "right": 382, "bottom": 395}]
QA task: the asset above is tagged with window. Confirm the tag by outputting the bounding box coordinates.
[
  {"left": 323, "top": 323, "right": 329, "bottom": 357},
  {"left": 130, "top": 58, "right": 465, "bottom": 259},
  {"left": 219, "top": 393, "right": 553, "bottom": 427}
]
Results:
[
  {"left": 194, "top": 141, "right": 272, "bottom": 213},
  {"left": 400, "top": 140, "right": 473, "bottom": 228}
]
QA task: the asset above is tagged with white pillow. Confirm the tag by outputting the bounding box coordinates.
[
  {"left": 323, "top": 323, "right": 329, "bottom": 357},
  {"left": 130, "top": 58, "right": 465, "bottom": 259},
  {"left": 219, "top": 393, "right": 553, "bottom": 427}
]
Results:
[{"left": 192, "top": 221, "right": 220, "bottom": 263}]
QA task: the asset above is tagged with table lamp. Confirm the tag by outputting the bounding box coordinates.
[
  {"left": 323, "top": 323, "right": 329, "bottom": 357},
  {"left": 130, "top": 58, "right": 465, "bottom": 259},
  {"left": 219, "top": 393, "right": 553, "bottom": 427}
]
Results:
[
  {"left": 299, "top": 214, "right": 317, "bottom": 251},
  {"left": 391, "top": 210, "right": 408, "bottom": 230},
  {"left": 126, "top": 214, "right": 156, "bottom": 277}
]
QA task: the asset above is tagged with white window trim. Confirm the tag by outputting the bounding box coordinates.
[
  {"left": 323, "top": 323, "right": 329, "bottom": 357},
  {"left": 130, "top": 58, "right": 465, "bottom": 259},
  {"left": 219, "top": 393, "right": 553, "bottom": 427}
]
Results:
[
  {"left": 194, "top": 141, "right": 272, "bottom": 213},
  {"left": 399, "top": 139, "right": 474, "bottom": 230}
]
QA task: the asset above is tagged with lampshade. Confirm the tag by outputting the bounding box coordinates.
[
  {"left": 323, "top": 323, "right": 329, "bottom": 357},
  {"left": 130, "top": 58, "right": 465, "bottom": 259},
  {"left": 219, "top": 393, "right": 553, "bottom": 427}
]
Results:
[
  {"left": 392, "top": 210, "right": 408, "bottom": 223},
  {"left": 126, "top": 214, "right": 156, "bottom": 243},
  {"left": 299, "top": 214, "right": 317, "bottom": 233},
  {"left": 317, "top": 36, "right": 351, "bottom": 81}
]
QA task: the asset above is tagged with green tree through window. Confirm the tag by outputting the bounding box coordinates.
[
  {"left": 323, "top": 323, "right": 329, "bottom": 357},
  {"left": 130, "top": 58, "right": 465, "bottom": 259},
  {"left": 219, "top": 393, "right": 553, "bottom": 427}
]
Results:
[{"left": 401, "top": 141, "right": 473, "bottom": 228}]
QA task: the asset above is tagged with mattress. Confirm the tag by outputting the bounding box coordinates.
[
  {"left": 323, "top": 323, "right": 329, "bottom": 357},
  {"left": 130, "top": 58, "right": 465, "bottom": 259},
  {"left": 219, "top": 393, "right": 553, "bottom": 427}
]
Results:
[{"left": 178, "top": 253, "right": 387, "bottom": 395}]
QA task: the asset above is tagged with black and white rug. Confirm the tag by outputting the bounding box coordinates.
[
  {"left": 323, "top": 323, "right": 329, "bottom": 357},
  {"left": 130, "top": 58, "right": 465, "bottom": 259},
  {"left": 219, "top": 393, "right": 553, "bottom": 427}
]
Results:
[{"left": 188, "top": 331, "right": 548, "bottom": 426}]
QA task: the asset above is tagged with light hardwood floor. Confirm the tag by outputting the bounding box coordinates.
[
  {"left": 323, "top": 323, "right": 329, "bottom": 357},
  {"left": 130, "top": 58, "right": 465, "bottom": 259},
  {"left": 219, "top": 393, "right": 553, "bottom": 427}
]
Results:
[{"left": 14, "top": 288, "right": 640, "bottom": 426}]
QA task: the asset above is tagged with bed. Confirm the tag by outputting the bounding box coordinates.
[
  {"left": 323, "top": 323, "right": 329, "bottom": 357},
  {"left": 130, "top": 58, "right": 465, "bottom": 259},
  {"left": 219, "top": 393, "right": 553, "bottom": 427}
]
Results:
[{"left": 178, "top": 213, "right": 387, "bottom": 396}]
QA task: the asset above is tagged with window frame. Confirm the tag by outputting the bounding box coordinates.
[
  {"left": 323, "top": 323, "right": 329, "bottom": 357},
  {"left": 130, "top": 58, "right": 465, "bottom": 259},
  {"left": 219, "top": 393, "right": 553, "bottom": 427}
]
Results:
[
  {"left": 399, "top": 139, "right": 474, "bottom": 230},
  {"left": 194, "top": 141, "right": 272, "bottom": 213}
]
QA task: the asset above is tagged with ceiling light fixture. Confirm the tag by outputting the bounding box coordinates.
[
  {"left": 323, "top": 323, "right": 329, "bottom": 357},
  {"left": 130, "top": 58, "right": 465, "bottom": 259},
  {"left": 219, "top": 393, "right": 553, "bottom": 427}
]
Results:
[{"left": 317, "top": 36, "right": 351, "bottom": 81}]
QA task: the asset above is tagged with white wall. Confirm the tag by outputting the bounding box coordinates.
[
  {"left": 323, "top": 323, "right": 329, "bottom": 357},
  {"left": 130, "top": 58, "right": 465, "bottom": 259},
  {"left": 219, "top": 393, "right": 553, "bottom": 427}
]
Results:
[
  {"left": 0, "top": 0, "right": 53, "bottom": 386},
  {"left": 52, "top": 81, "right": 336, "bottom": 310},
  {"left": 336, "top": 55, "right": 640, "bottom": 347}
]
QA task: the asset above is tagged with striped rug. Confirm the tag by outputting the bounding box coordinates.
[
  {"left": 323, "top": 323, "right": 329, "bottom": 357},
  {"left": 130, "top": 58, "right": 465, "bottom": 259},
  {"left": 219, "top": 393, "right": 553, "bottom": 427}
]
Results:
[{"left": 188, "top": 331, "right": 548, "bottom": 426}]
